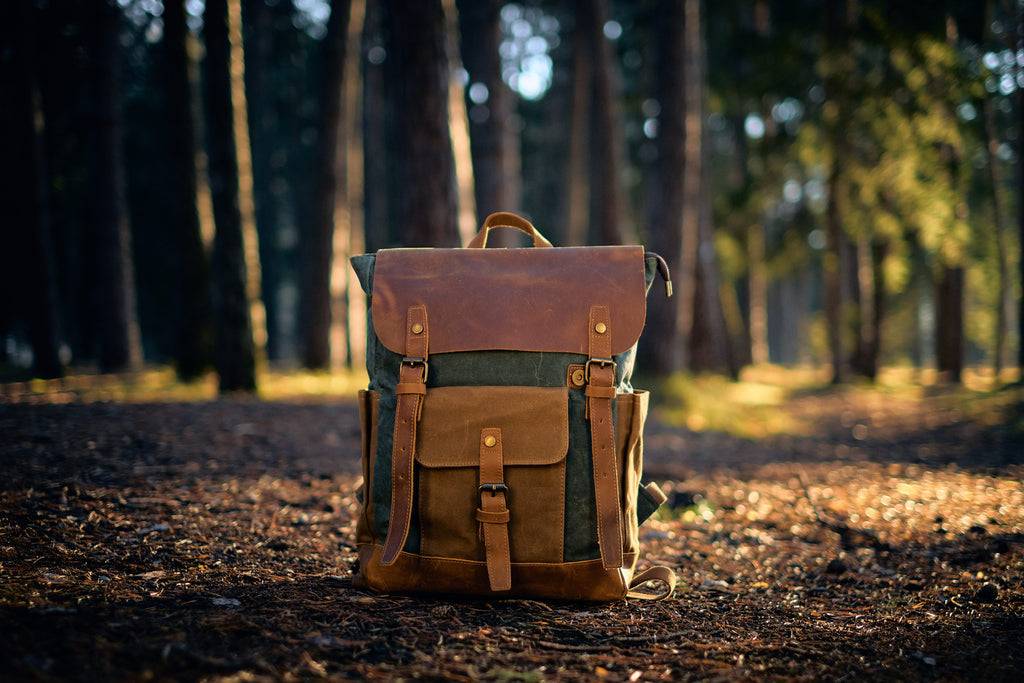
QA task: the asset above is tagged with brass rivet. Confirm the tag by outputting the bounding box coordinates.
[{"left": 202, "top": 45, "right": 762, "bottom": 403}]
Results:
[
  {"left": 595, "top": 322, "right": 607, "bottom": 334},
  {"left": 571, "top": 369, "right": 586, "bottom": 386},
  {"left": 411, "top": 323, "right": 424, "bottom": 334},
  {"left": 483, "top": 435, "right": 497, "bottom": 447}
]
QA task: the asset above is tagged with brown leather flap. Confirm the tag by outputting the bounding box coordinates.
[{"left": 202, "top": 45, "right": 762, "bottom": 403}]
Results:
[
  {"left": 415, "top": 386, "right": 569, "bottom": 468},
  {"left": 371, "top": 246, "right": 647, "bottom": 355}
]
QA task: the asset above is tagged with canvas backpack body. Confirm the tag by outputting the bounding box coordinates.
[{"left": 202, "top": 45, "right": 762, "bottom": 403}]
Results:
[{"left": 350, "top": 213, "right": 675, "bottom": 601}]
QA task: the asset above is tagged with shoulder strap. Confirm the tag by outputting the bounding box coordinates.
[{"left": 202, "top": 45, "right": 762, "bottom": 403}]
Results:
[
  {"left": 380, "top": 306, "right": 428, "bottom": 565},
  {"left": 586, "top": 304, "right": 624, "bottom": 570}
]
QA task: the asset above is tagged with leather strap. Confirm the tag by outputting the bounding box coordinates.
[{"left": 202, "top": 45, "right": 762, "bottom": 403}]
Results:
[
  {"left": 380, "top": 306, "right": 428, "bottom": 565},
  {"left": 587, "top": 305, "right": 624, "bottom": 570},
  {"left": 477, "top": 428, "right": 511, "bottom": 591},
  {"left": 627, "top": 566, "right": 677, "bottom": 601}
]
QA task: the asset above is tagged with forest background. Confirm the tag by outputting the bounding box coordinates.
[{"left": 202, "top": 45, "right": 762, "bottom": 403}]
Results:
[{"left": 1, "top": 0, "right": 1022, "bottom": 393}]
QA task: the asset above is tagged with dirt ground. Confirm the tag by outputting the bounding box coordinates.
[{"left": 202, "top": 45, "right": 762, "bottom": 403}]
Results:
[{"left": 2, "top": 384, "right": 1023, "bottom": 681}]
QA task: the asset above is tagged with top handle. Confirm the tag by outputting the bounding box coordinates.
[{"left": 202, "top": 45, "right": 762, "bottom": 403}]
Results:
[{"left": 466, "top": 212, "right": 554, "bottom": 249}]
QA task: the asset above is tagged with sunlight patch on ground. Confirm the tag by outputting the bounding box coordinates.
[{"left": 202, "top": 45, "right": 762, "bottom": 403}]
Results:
[
  {"left": 652, "top": 372, "right": 805, "bottom": 439},
  {"left": 650, "top": 365, "right": 1024, "bottom": 440},
  {"left": 0, "top": 367, "right": 370, "bottom": 404}
]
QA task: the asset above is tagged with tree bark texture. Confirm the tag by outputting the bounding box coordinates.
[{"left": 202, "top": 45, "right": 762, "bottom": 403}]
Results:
[
  {"left": 851, "top": 237, "right": 886, "bottom": 381},
  {"left": 821, "top": 1, "right": 855, "bottom": 384},
  {"left": 86, "top": 0, "right": 143, "bottom": 374},
  {"left": 383, "top": 0, "right": 460, "bottom": 248},
  {"left": 823, "top": 165, "right": 845, "bottom": 384},
  {"left": 338, "top": 0, "right": 368, "bottom": 369},
  {"left": 10, "top": 0, "right": 64, "bottom": 379},
  {"left": 204, "top": 0, "right": 256, "bottom": 392},
  {"left": 585, "top": 0, "right": 627, "bottom": 246},
  {"left": 639, "top": 0, "right": 688, "bottom": 374},
  {"left": 362, "top": 0, "right": 392, "bottom": 252},
  {"left": 164, "top": 0, "right": 211, "bottom": 381},
  {"left": 685, "top": 0, "right": 733, "bottom": 375},
  {"left": 981, "top": 1, "right": 1009, "bottom": 378},
  {"left": 302, "top": 0, "right": 352, "bottom": 370},
  {"left": 243, "top": 0, "right": 282, "bottom": 361},
  {"left": 565, "top": 10, "right": 592, "bottom": 248},
  {"left": 936, "top": 266, "right": 964, "bottom": 384},
  {"left": 748, "top": 223, "right": 769, "bottom": 366},
  {"left": 1017, "top": 2, "right": 1024, "bottom": 375},
  {"left": 456, "top": 0, "right": 517, "bottom": 232}
]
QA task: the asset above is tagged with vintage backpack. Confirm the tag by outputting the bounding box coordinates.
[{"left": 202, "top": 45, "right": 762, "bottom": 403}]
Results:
[{"left": 350, "top": 212, "right": 676, "bottom": 601}]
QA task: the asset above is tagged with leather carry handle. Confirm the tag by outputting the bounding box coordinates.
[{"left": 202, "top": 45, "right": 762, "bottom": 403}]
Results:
[{"left": 467, "top": 212, "right": 554, "bottom": 249}]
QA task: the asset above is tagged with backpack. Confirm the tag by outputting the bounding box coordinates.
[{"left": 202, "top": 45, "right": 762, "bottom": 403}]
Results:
[{"left": 349, "top": 212, "right": 676, "bottom": 601}]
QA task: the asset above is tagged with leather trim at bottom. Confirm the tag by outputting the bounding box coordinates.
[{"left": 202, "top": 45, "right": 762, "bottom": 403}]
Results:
[{"left": 353, "top": 543, "right": 636, "bottom": 602}]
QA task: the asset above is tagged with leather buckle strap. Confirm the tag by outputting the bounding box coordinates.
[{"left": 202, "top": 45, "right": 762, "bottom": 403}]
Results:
[
  {"left": 588, "top": 305, "right": 624, "bottom": 570},
  {"left": 477, "top": 428, "right": 511, "bottom": 591},
  {"left": 479, "top": 483, "right": 509, "bottom": 496},
  {"left": 401, "top": 356, "right": 429, "bottom": 382},
  {"left": 585, "top": 357, "right": 616, "bottom": 383},
  {"left": 380, "top": 306, "right": 428, "bottom": 566}
]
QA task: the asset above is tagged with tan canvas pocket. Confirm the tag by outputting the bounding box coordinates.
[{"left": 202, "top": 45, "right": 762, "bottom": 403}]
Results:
[
  {"left": 616, "top": 390, "right": 649, "bottom": 556},
  {"left": 357, "top": 389, "right": 380, "bottom": 547},
  {"left": 414, "top": 385, "right": 569, "bottom": 563}
]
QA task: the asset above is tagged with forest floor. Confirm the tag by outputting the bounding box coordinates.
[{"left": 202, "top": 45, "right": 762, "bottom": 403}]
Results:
[{"left": 2, "top": 368, "right": 1024, "bottom": 682}]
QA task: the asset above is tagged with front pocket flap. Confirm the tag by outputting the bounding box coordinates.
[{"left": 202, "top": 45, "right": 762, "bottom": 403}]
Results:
[{"left": 415, "top": 386, "right": 569, "bottom": 468}]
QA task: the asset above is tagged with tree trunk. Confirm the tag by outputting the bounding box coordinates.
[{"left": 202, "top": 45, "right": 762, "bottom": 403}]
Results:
[
  {"left": 204, "top": 0, "right": 256, "bottom": 392},
  {"left": 86, "top": 0, "right": 143, "bottom": 374},
  {"left": 692, "top": 111, "right": 736, "bottom": 376},
  {"left": 301, "top": 0, "right": 352, "bottom": 370},
  {"left": 1011, "top": 1, "right": 1019, "bottom": 378},
  {"left": 13, "top": 0, "right": 63, "bottom": 379},
  {"left": 383, "top": 0, "right": 460, "bottom": 247},
  {"left": 362, "top": 0, "right": 391, "bottom": 252},
  {"left": 984, "top": 98, "right": 1010, "bottom": 380},
  {"left": 586, "top": 0, "right": 627, "bottom": 245},
  {"left": 338, "top": 0, "right": 368, "bottom": 369},
  {"left": 980, "top": 1, "right": 1009, "bottom": 380},
  {"left": 229, "top": 0, "right": 265, "bottom": 363},
  {"left": 243, "top": 0, "right": 283, "bottom": 361},
  {"left": 640, "top": 0, "right": 688, "bottom": 374},
  {"left": 565, "top": 9, "right": 592, "bottom": 247},
  {"left": 820, "top": 0, "right": 860, "bottom": 384},
  {"left": 852, "top": 237, "right": 886, "bottom": 380},
  {"left": 1016, "top": 2, "right": 1024, "bottom": 377},
  {"left": 870, "top": 240, "right": 887, "bottom": 379},
  {"left": 456, "top": 0, "right": 517, "bottom": 233},
  {"left": 936, "top": 266, "right": 964, "bottom": 384},
  {"left": 690, "top": 4, "right": 734, "bottom": 377},
  {"left": 748, "top": 222, "right": 769, "bottom": 366},
  {"left": 823, "top": 166, "right": 845, "bottom": 384},
  {"left": 164, "top": 0, "right": 211, "bottom": 381},
  {"left": 851, "top": 233, "right": 876, "bottom": 378}
]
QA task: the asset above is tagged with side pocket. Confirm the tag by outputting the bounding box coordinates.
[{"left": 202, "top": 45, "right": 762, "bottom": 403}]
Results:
[
  {"left": 356, "top": 390, "right": 380, "bottom": 547},
  {"left": 616, "top": 390, "right": 650, "bottom": 556}
]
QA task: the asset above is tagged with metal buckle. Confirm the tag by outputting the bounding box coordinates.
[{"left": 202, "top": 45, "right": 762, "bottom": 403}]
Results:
[
  {"left": 478, "top": 483, "right": 509, "bottom": 496},
  {"left": 402, "top": 356, "right": 429, "bottom": 382},
  {"left": 585, "top": 357, "right": 616, "bottom": 383}
]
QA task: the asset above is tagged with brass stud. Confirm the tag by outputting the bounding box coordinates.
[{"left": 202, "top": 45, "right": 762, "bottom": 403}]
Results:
[
  {"left": 595, "top": 322, "right": 607, "bottom": 334},
  {"left": 483, "top": 435, "right": 497, "bottom": 448},
  {"left": 411, "top": 323, "right": 424, "bottom": 334},
  {"left": 570, "top": 368, "right": 586, "bottom": 387}
]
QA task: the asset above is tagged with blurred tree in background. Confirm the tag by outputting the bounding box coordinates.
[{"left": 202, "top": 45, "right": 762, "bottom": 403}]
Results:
[{"left": 0, "top": 0, "right": 1020, "bottom": 390}]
